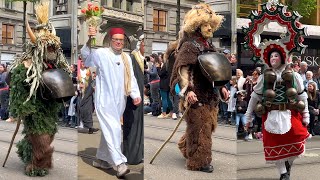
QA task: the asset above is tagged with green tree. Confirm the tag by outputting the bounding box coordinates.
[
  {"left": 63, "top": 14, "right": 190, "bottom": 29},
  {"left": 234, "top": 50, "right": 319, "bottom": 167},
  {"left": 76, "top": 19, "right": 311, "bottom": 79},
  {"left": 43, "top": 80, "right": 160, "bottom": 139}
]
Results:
[
  {"left": 8, "top": 0, "right": 40, "bottom": 52},
  {"left": 285, "top": 0, "right": 317, "bottom": 18},
  {"left": 238, "top": 0, "right": 317, "bottom": 19}
]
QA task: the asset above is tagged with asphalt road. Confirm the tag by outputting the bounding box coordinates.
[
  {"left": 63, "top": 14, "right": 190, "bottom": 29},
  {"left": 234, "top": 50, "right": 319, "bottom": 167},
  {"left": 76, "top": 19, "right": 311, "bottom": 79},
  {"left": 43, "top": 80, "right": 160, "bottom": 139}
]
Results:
[
  {"left": 77, "top": 113, "right": 143, "bottom": 180},
  {"left": 144, "top": 114, "right": 237, "bottom": 180},
  {"left": 1, "top": 114, "right": 318, "bottom": 180},
  {"left": 237, "top": 135, "right": 320, "bottom": 180},
  {"left": 0, "top": 120, "right": 78, "bottom": 180}
]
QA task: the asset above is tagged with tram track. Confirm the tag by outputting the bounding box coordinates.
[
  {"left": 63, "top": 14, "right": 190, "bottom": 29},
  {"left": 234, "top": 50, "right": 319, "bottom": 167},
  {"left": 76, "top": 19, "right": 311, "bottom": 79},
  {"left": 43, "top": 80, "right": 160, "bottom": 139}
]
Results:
[
  {"left": 0, "top": 126, "right": 78, "bottom": 157},
  {"left": 0, "top": 139, "right": 78, "bottom": 157},
  {"left": 144, "top": 124, "right": 237, "bottom": 142},
  {"left": 145, "top": 121, "right": 237, "bottom": 156},
  {"left": 0, "top": 127, "right": 77, "bottom": 143},
  {"left": 238, "top": 160, "right": 320, "bottom": 172},
  {"left": 144, "top": 136, "right": 236, "bottom": 156}
]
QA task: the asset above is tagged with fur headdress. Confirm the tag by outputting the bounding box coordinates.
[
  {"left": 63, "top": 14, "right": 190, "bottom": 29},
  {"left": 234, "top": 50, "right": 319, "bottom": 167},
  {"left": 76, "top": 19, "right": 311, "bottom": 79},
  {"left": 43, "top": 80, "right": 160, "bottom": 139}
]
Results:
[{"left": 182, "top": 3, "right": 224, "bottom": 34}]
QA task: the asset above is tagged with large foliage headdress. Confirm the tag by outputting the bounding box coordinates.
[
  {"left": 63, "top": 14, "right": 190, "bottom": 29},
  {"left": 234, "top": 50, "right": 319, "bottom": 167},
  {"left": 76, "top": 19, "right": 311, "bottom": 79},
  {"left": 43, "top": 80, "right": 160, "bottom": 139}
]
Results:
[{"left": 10, "top": 1, "right": 69, "bottom": 103}]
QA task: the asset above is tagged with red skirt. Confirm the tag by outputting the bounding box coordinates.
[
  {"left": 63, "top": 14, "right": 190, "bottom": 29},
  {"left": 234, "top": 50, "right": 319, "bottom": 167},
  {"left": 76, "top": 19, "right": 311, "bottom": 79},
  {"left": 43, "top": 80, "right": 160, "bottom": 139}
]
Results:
[{"left": 262, "top": 110, "right": 310, "bottom": 162}]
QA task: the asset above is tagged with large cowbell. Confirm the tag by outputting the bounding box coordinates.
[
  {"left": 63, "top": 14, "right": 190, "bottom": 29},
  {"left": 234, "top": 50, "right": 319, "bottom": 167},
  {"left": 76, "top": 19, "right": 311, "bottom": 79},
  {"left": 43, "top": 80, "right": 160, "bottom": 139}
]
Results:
[
  {"left": 198, "top": 52, "right": 232, "bottom": 86},
  {"left": 40, "top": 69, "right": 75, "bottom": 102}
]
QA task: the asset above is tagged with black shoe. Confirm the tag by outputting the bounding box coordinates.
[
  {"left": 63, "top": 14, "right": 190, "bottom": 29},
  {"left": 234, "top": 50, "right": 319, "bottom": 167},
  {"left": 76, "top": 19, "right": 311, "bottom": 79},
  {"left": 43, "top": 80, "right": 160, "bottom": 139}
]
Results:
[
  {"left": 199, "top": 165, "right": 214, "bottom": 173},
  {"left": 285, "top": 161, "right": 291, "bottom": 177},
  {"left": 88, "top": 128, "right": 100, "bottom": 134},
  {"left": 280, "top": 172, "right": 290, "bottom": 180}
]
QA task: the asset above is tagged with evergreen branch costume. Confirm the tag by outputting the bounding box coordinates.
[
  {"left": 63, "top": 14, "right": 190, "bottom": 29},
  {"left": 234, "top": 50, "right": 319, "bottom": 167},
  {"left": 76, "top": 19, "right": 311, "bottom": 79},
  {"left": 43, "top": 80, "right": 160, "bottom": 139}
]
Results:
[{"left": 5, "top": 1, "right": 72, "bottom": 177}]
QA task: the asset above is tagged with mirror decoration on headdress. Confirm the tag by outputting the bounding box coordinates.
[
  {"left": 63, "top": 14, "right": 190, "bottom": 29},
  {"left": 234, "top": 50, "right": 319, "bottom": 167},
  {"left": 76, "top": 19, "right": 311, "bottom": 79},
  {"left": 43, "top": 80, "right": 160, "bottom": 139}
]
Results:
[{"left": 242, "top": 0, "right": 308, "bottom": 64}]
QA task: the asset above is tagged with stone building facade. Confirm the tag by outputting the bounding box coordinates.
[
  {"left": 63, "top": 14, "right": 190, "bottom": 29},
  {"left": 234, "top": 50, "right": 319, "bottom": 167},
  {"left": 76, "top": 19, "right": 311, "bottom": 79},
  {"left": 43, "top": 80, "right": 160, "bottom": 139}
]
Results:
[
  {"left": 77, "top": 0, "right": 144, "bottom": 52},
  {"left": 205, "top": 0, "right": 233, "bottom": 53},
  {"left": 144, "top": 0, "right": 202, "bottom": 55},
  {"left": 0, "top": 1, "right": 36, "bottom": 63},
  {"left": 50, "top": 0, "right": 77, "bottom": 64},
  {"left": 0, "top": 0, "right": 75, "bottom": 64}
]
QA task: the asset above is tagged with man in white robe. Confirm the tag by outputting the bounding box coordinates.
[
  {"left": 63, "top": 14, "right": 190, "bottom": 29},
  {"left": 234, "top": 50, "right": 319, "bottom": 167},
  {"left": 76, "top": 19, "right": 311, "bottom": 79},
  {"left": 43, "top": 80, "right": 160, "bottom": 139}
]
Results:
[{"left": 81, "top": 27, "right": 141, "bottom": 177}]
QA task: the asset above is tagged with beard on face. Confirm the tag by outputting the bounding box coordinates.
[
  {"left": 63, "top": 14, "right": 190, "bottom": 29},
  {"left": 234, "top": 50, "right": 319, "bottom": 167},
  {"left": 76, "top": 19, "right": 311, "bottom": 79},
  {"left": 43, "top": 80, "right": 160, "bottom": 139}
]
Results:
[{"left": 47, "top": 51, "right": 57, "bottom": 61}]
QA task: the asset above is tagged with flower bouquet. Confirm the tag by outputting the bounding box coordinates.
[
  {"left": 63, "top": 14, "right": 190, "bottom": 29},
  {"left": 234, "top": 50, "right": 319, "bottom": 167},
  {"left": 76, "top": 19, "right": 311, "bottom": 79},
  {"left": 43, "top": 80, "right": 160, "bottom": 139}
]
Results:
[{"left": 81, "top": 1, "right": 104, "bottom": 46}]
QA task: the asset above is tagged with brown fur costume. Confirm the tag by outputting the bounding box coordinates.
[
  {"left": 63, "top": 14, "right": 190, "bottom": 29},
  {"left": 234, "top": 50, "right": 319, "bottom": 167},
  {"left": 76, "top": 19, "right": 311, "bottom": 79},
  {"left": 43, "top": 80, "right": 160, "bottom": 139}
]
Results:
[
  {"left": 26, "top": 134, "right": 55, "bottom": 172},
  {"left": 170, "top": 33, "right": 220, "bottom": 170},
  {"left": 169, "top": 3, "right": 223, "bottom": 171}
]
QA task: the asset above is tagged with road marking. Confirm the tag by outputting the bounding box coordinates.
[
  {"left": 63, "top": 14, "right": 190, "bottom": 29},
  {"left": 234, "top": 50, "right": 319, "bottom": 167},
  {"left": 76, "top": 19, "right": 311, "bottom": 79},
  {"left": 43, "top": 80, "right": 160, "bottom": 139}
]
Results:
[{"left": 304, "top": 153, "right": 319, "bottom": 157}]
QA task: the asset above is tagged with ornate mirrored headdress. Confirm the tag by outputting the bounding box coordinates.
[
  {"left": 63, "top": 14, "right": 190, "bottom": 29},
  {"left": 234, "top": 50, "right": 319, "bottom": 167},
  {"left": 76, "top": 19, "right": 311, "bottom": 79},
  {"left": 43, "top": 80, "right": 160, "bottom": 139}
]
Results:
[{"left": 242, "top": 0, "right": 308, "bottom": 66}]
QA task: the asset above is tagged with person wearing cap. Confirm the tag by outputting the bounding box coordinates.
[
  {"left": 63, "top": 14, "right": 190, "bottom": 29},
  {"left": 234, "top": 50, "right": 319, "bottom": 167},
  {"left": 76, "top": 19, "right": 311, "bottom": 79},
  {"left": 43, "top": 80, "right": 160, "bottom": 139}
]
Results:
[
  {"left": 223, "top": 49, "right": 231, "bottom": 61},
  {"left": 122, "top": 34, "right": 144, "bottom": 165},
  {"left": 223, "top": 49, "right": 230, "bottom": 55},
  {"left": 81, "top": 27, "right": 141, "bottom": 177}
]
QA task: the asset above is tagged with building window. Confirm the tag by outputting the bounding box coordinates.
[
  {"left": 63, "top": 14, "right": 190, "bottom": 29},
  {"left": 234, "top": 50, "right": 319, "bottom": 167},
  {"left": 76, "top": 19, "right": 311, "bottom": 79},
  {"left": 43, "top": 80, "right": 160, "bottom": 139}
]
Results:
[
  {"left": 153, "top": 10, "right": 167, "bottom": 32},
  {"left": 101, "top": 0, "right": 107, "bottom": 6},
  {"left": 113, "top": 0, "right": 121, "bottom": 9},
  {"left": 55, "top": 0, "right": 68, "bottom": 15},
  {"left": 2, "top": 24, "right": 14, "bottom": 45},
  {"left": 126, "top": 0, "right": 133, "bottom": 12},
  {"left": 5, "top": 0, "right": 13, "bottom": 9}
]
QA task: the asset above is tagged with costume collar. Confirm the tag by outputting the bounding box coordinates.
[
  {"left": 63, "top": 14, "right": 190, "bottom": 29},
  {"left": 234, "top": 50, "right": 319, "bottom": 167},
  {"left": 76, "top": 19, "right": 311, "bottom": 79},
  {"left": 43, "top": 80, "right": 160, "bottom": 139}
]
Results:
[
  {"left": 132, "top": 50, "right": 144, "bottom": 73},
  {"left": 193, "top": 32, "right": 210, "bottom": 48},
  {"left": 196, "top": 32, "right": 210, "bottom": 48}
]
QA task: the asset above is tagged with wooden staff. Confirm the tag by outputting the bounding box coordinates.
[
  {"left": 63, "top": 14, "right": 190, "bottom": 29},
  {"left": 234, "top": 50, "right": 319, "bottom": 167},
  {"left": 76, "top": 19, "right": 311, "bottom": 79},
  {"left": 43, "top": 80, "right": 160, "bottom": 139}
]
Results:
[
  {"left": 3, "top": 118, "right": 22, "bottom": 167},
  {"left": 149, "top": 104, "right": 191, "bottom": 164}
]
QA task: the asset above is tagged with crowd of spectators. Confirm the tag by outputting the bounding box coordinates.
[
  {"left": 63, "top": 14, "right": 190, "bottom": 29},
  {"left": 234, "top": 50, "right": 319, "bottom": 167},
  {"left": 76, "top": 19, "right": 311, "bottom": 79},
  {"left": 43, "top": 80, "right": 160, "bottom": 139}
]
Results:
[{"left": 142, "top": 48, "right": 320, "bottom": 140}]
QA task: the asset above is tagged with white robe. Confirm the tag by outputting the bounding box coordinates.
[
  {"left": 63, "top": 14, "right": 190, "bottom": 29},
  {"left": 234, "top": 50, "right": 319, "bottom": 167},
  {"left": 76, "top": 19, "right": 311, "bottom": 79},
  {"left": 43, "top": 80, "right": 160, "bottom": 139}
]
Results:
[{"left": 81, "top": 45, "right": 140, "bottom": 166}]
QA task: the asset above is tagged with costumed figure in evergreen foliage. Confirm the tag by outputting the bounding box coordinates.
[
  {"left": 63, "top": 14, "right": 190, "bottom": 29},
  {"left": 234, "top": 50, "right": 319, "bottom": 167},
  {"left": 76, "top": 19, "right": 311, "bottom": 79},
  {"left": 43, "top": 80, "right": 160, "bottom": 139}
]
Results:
[
  {"left": 243, "top": 1, "right": 310, "bottom": 179},
  {"left": 169, "top": 3, "right": 230, "bottom": 173},
  {"left": 3, "top": 1, "right": 74, "bottom": 177}
]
